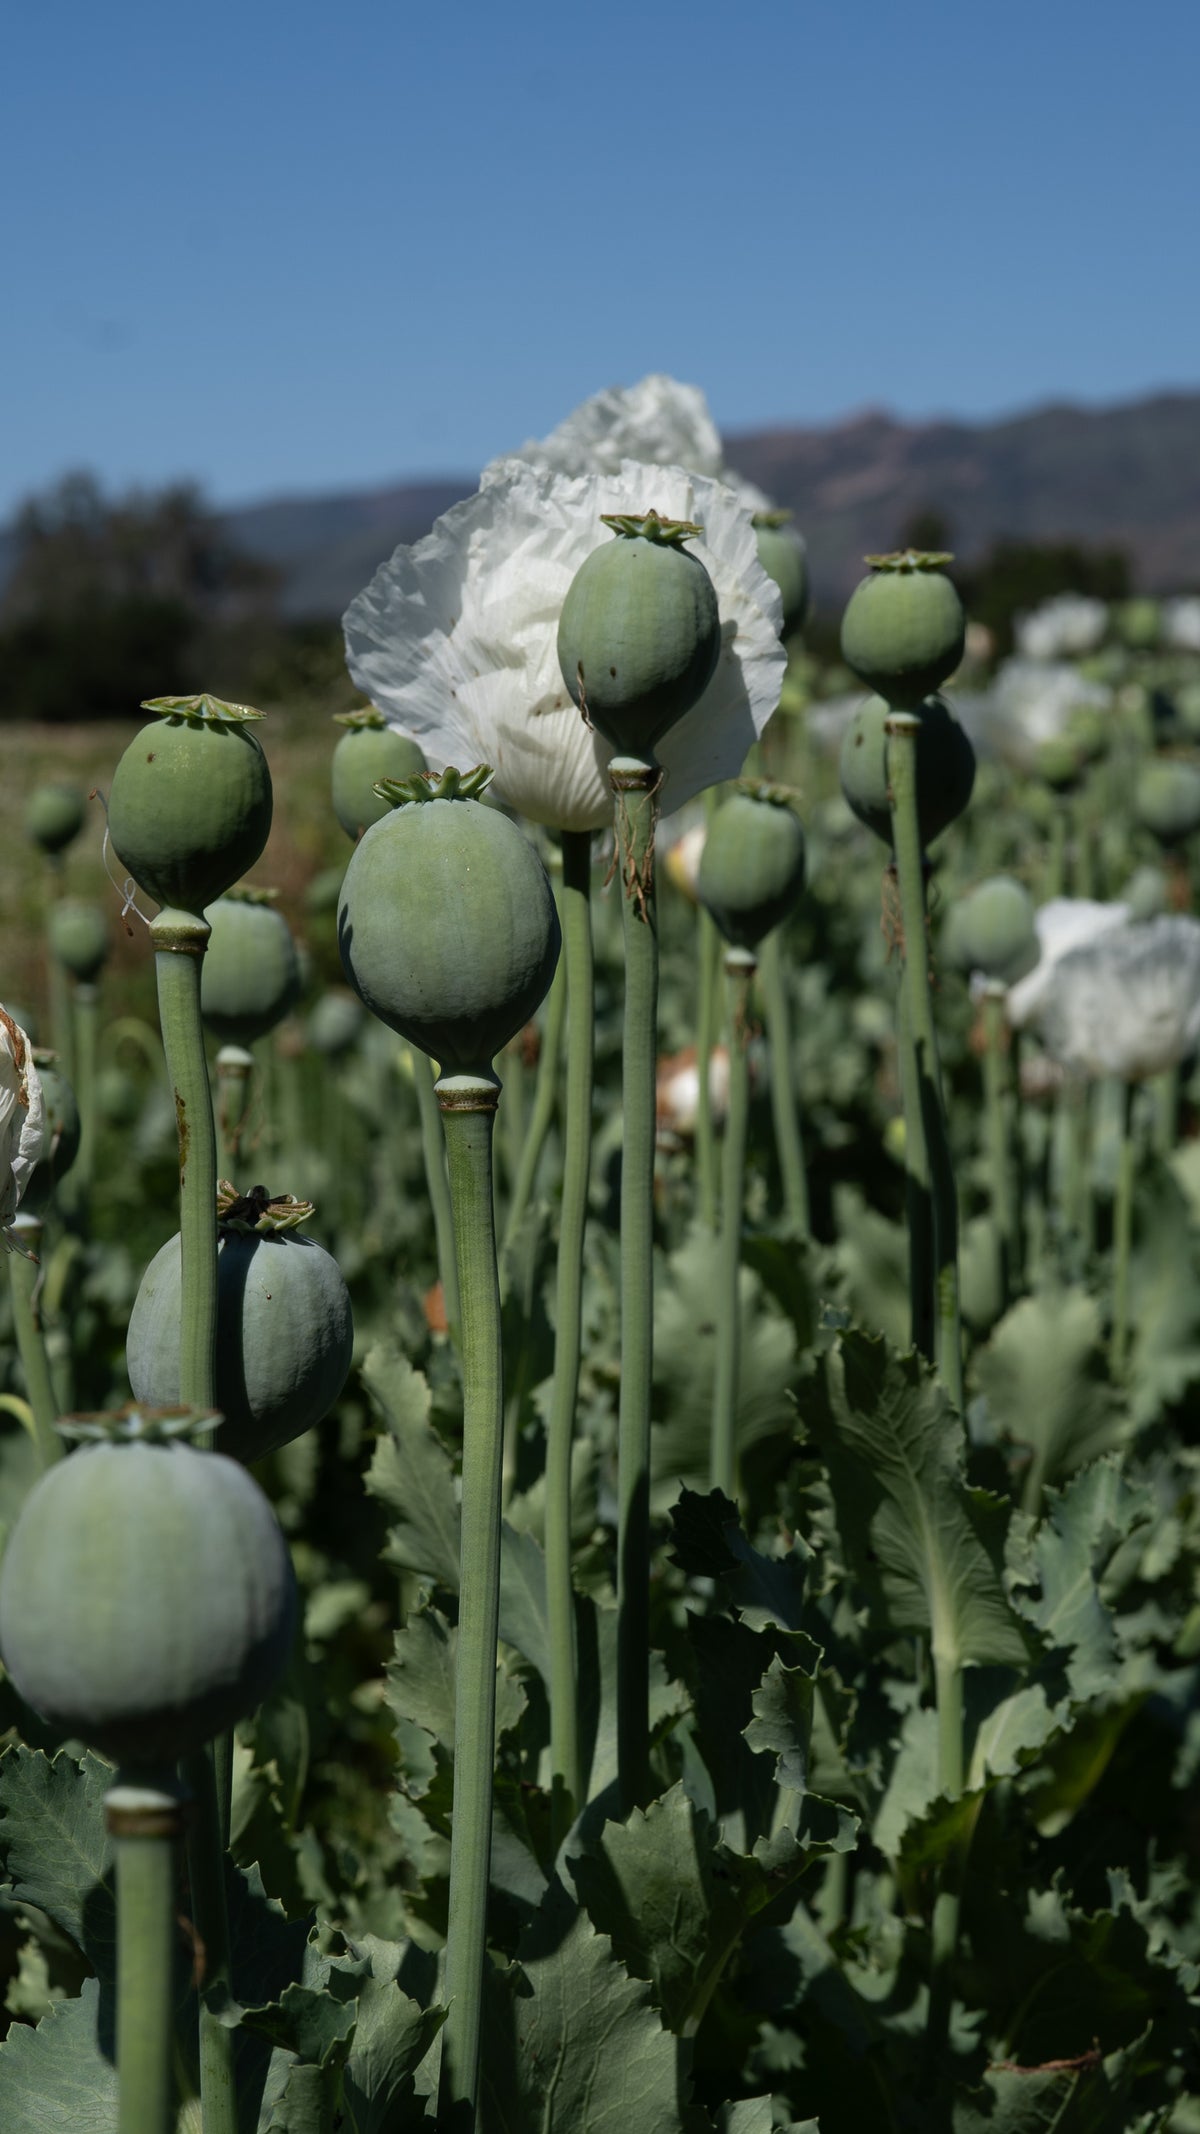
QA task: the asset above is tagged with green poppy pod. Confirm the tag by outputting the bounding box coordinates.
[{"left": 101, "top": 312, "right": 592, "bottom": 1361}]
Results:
[
  {"left": 107, "top": 695, "right": 273, "bottom": 915},
  {"left": 557, "top": 511, "right": 721, "bottom": 758},
  {"left": 840, "top": 551, "right": 966, "bottom": 709},
  {"left": 1134, "top": 759, "right": 1200, "bottom": 848},
  {"left": 337, "top": 767, "right": 561, "bottom": 1076},
  {"left": 754, "top": 515, "right": 810, "bottom": 637},
  {"left": 126, "top": 1195, "right": 354, "bottom": 1466},
  {"left": 331, "top": 709, "right": 427, "bottom": 840},
  {"left": 839, "top": 693, "right": 975, "bottom": 849},
  {"left": 201, "top": 890, "right": 302, "bottom": 1047},
  {"left": 48, "top": 899, "right": 110, "bottom": 984},
  {"left": 307, "top": 988, "right": 365, "bottom": 1057},
  {"left": 943, "top": 877, "right": 1038, "bottom": 988},
  {"left": 24, "top": 784, "right": 87, "bottom": 857},
  {"left": 21, "top": 1063, "right": 81, "bottom": 1218},
  {"left": 696, "top": 785, "right": 807, "bottom": 951},
  {"left": 0, "top": 1410, "right": 296, "bottom": 1767}
]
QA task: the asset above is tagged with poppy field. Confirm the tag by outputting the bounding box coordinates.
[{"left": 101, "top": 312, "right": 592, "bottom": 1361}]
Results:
[{"left": 2, "top": 378, "right": 1200, "bottom": 2133}]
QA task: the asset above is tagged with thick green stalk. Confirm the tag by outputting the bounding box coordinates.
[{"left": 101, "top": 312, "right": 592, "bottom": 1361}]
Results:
[
  {"left": 73, "top": 980, "right": 99, "bottom": 1214},
  {"left": 1111, "top": 1078, "right": 1136, "bottom": 1378},
  {"left": 758, "top": 925, "right": 810, "bottom": 1235},
  {"left": 611, "top": 757, "right": 661, "bottom": 1815},
  {"left": 151, "top": 910, "right": 236, "bottom": 2134},
  {"left": 410, "top": 1046, "right": 461, "bottom": 1347},
  {"left": 214, "top": 1046, "right": 254, "bottom": 1180},
  {"left": 46, "top": 862, "right": 75, "bottom": 1083},
  {"left": 694, "top": 788, "right": 722, "bottom": 1231},
  {"left": 710, "top": 950, "right": 755, "bottom": 1500},
  {"left": 981, "top": 986, "right": 1016, "bottom": 1310},
  {"left": 108, "top": 1776, "right": 186, "bottom": 2134},
  {"left": 886, "top": 717, "right": 963, "bottom": 1412},
  {"left": 7, "top": 1217, "right": 62, "bottom": 1469},
  {"left": 896, "top": 917, "right": 935, "bottom": 1363},
  {"left": 924, "top": 1652, "right": 966, "bottom": 2082},
  {"left": 501, "top": 941, "right": 566, "bottom": 1252},
  {"left": 1153, "top": 1061, "right": 1180, "bottom": 1158},
  {"left": 151, "top": 910, "right": 217, "bottom": 1412},
  {"left": 436, "top": 1075, "right": 504, "bottom": 2134},
  {"left": 544, "top": 830, "right": 593, "bottom": 1830}
]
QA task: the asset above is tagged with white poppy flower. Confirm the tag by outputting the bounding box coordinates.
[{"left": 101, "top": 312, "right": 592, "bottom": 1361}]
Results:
[
  {"left": 1014, "top": 595, "right": 1109, "bottom": 662},
  {"left": 0, "top": 1008, "right": 45, "bottom": 1245},
  {"left": 971, "top": 660, "right": 1113, "bottom": 772},
  {"left": 1163, "top": 598, "right": 1200, "bottom": 654},
  {"left": 488, "top": 372, "right": 773, "bottom": 518},
  {"left": 1006, "top": 898, "right": 1132, "bottom": 1031},
  {"left": 1040, "top": 915, "right": 1200, "bottom": 1082},
  {"left": 344, "top": 457, "right": 785, "bottom": 834}
]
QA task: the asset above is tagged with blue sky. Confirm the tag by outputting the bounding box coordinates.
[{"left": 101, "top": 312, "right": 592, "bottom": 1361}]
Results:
[{"left": 3, "top": 0, "right": 1196, "bottom": 520}]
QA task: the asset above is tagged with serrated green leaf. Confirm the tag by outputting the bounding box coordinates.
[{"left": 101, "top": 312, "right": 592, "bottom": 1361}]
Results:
[
  {"left": 362, "top": 1344, "right": 460, "bottom": 1587},
  {"left": 0, "top": 1746, "right": 115, "bottom": 1980},
  {"left": 261, "top": 2056, "right": 340, "bottom": 2134},
  {"left": 716, "top": 2099, "right": 818, "bottom": 2134},
  {"left": 952, "top": 2031, "right": 1148, "bottom": 2134},
  {"left": 239, "top": 1978, "right": 357, "bottom": 2066},
  {"left": 974, "top": 1288, "right": 1125, "bottom": 1511},
  {"left": 804, "top": 1332, "right": 1032, "bottom": 1669},
  {"left": 480, "top": 1880, "right": 688, "bottom": 2132},
  {"left": 1127, "top": 1160, "right": 1200, "bottom": 1424},
  {"left": 385, "top": 1603, "right": 527, "bottom": 1764},
  {"left": 669, "top": 1488, "right": 810, "bottom": 1634},
  {"left": 1008, "top": 1459, "right": 1158, "bottom": 1705},
  {"left": 0, "top": 1978, "right": 118, "bottom": 2131},
  {"left": 743, "top": 1654, "right": 816, "bottom": 1793},
  {"left": 341, "top": 1955, "right": 445, "bottom": 2134}
]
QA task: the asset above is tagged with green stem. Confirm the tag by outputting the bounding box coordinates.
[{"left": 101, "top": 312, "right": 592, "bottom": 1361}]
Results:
[
  {"left": 151, "top": 911, "right": 217, "bottom": 1412},
  {"left": 924, "top": 1651, "right": 967, "bottom": 2084},
  {"left": 501, "top": 936, "right": 567, "bottom": 1253},
  {"left": 410, "top": 1047, "right": 461, "bottom": 1348},
  {"left": 611, "top": 758, "right": 661, "bottom": 1815},
  {"left": 544, "top": 831, "right": 593, "bottom": 1831},
  {"left": 108, "top": 1776, "right": 186, "bottom": 2134},
  {"left": 758, "top": 924, "right": 810, "bottom": 1235},
  {"left": 7, "top": 1217, "right": 62, "bottom": 1469},
  {"left": 436, "top": 1074, "right": 504, "bottom": 2134},
  {"left": 46, "top": 861, "right": 75, "bottom": 1083},
  {"left": 1152, "top": 1061, "right": 1179, "bottom": 1158},
  {"left": 214, "top": 1047, "right": 254, "bottom": 1181},
  {"left": 181, "top": 1745, "right": 237, "bottom": 2134},
  {"left": 73, "top": 980, "right": 99, "bottom": 1216},
  {"left": 1111, "top": 1079, "right": 1136, "bottom": 1379},
  {"left": 710, "top": 950, "right": 755, "bottom": 1501},
  {"left": 1045, "top": 805, "right": 1067, "bottom": 900},
  {"left": 896, "top": 966, "right": 935, "bottom": 1362},
  {"left": 981, "top": 987, "right": 1015, "bottom": 1311},
  {"left": 1058, "top": 1080, "right": 1093, "bottom": 1250},
  {"left": 694, "top": 789, "right": 722, "bottom": 1231},
  {"left": 887, "top": 718, "right": 963, "bottom": 1412}
]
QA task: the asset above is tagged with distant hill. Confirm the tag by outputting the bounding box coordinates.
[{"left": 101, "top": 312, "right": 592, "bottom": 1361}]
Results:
[{"left": 6, "top": 390, "right": 1198, "bottom": 626}]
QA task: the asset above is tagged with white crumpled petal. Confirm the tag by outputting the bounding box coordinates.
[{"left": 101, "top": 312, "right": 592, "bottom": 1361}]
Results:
[
  {"left": 1040, "top": 915, "right": 1200, "bottom": 1081},
  {"left": 1006, "top": 898, "right": 1131, "bottom": 1031},
  {"left": 0, "top": 1008, "right": 45, "bottom": 1242},
  {"left": 971, "top": 660, "right": 1113, "bottom": 773},
  {"left": 491, "top": 373, "right": 727, "bottom": 485},
  {"left": 344, "top": 457, "right": 785, "bottom": 833},
  {"left": 1163, "top": 597, "right": 1200, "bottom": 654}
]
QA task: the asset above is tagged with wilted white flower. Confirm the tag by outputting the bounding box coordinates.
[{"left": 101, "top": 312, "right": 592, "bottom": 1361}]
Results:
[
  {"left": 1163, "top": 597, "right": 1200, "bottom": 655},
  {"left": 1006, "top": 897, "right": 1131, "bottom": 1031},
  {"left": 1014, "top": 594, "right": 1109, "bottom": 662},
  {"left": 344, "top": 457, "right": 785, "bottom": 833},
  {"left": 1040, "top": 915, "right": 1200, "bottom": 1081},
  {"left": 967, "top": 659, "right": 1113, "bottom": 772},
  {"left": 656, "top": 1043, "right": 731, "bottom": 1143},
  {"left": 489, "top": 372, "right": 773, "bottom": 519},
  {"left": 1, "top": 1008, "right": 45, "bottom": 1245}
]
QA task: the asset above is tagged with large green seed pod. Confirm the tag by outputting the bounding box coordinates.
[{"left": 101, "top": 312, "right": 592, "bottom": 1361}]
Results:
[
  {"left": 0, "top": 1408, "right": 296, "bottom": 1767},
  {"left": 107, "top": 695, "right": 273, "bottom": 915},
  {"left": 21, "top": 1061, "right": 81, "bottom": 1217},
  {"left": 1134, "top": 758, "right": 1200, "bottom": 848},
  {"left": 942, "top": 876, "right": 1038, "bottom": 988},
  {"left": 696, "top": 783, "right": 807, "bottom": 950},
  {"left": 201, "top": 889, "right": 302, "bottom": 1046},
  {"left": 127, "top": 1189, "right": 354, "bottom": 1465},
  {"left": 839, "top": 692, "right": 975, "bottom": 848},
  {"left": 25, "top": 784, "right": 87, "bottom": 857},
  {"left": 48, "top": 899, "right": 110, "bottom": 984},
  {"left": 337, "top": 766, "right": 561, "bottom": 1075},
  {"left": 840, "top": 551, "right": 966, "bottom": 708},
  {"left": 557, "top": 510, "right": 721, "bottom": 757},
  {"left": 754, "top": 513, "right": 810, "bottom": 636},
  {"left": 331, "top": 708, "right": 427, "bottom": 840}
]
